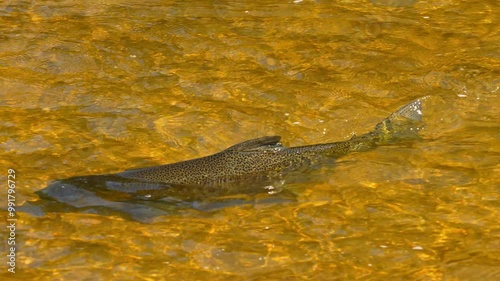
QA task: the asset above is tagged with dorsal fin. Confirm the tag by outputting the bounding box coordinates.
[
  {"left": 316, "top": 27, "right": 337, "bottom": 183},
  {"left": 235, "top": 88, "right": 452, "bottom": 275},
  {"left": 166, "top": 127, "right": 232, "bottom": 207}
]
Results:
[{"left": 225, "top": 136, "right": 283, "bottom": 152}]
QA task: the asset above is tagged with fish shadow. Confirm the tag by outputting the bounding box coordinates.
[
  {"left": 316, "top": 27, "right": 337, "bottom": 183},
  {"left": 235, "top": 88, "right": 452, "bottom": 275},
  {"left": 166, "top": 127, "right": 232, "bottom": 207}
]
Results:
[{"left": 20, "top": 174, "right": 297, "bottom": 223}]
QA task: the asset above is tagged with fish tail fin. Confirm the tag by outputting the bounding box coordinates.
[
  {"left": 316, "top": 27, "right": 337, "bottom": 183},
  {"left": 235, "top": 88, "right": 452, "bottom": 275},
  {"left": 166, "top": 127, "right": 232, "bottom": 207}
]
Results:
[
  {"left": 373, "top": 97, "right": 424, "bottom": 143},
  {"left": 349, "top": 97, "right": 425, "bottom": 152}
]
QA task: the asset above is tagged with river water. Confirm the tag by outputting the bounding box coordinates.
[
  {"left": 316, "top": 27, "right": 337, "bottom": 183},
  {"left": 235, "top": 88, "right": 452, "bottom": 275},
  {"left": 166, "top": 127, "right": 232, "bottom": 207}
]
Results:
[{"left": 0, "top": 0, "right": 498, "bottom": 280}]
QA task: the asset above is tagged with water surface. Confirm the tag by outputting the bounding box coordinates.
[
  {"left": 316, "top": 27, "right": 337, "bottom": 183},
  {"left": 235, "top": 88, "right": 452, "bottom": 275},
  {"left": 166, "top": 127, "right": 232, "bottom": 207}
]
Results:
[{"left": 0, "top": 0, "right": 498, "bottom": 280}]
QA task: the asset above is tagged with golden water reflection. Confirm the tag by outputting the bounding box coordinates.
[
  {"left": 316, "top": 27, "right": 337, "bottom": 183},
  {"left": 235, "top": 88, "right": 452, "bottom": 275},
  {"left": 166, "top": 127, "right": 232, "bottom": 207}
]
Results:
[{"left": 0, "top": 0, "right": 498, "bottom": 280}]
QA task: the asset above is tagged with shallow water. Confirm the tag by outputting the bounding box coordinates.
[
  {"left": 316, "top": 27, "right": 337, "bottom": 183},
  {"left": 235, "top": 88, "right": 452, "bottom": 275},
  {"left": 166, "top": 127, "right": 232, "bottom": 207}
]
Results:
[{"left": 1, "top": 0, "right": 499, "bottom": 280}]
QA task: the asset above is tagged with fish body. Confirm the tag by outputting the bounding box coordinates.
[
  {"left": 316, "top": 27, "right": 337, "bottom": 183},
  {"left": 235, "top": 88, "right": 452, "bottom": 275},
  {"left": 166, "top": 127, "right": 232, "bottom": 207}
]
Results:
[
  {"left": 116, "top": 135, "right": 344, "bottom": 187},
  {"left": 118, "top": 98, "right": 423, "bottom": 188},
  {"left": 28, "top": 98, "right": 424, "bottom": 220}
]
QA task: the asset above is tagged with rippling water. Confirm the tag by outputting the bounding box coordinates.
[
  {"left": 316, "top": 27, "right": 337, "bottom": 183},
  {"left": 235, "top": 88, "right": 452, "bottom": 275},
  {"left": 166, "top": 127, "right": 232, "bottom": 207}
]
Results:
[{"left": 0, "top": 0, "right": 498, "bottom": 280}]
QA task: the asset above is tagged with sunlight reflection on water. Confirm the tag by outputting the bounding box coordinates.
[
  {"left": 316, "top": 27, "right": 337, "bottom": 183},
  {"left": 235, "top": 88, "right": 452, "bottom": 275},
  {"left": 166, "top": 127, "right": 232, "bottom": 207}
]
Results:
[{"left": 0, "top": 0, "right": 498, "bottom": 280}]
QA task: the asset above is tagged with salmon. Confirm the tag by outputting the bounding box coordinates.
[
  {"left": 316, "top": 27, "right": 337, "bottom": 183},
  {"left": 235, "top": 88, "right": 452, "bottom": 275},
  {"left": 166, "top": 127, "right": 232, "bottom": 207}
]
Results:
[{"left": 29, "top": 98, "right": 424, "bottom": 220}]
